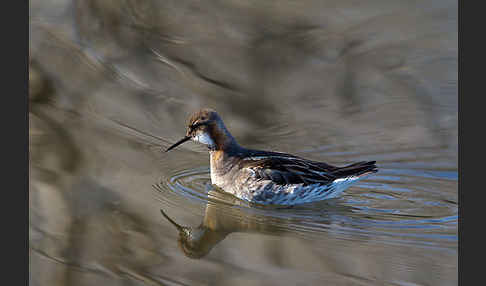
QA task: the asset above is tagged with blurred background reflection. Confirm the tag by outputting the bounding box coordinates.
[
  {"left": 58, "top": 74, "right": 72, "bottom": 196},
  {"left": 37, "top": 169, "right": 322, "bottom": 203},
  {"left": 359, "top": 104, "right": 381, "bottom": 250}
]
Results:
[{"left": 30, "top": 0, "right": 457, "bottom": 285}]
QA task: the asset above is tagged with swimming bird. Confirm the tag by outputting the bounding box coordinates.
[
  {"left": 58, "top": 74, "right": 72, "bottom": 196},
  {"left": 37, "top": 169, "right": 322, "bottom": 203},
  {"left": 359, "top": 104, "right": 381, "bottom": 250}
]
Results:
[{"left": 166, "top": 108, "right": 377, "bottom": 205}]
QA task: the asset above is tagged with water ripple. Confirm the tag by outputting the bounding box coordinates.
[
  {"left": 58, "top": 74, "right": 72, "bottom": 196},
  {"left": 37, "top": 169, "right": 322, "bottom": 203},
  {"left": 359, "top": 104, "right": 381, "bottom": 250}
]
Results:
[{"left": 154, "top": 163, "right": 458, "bottom": 251}]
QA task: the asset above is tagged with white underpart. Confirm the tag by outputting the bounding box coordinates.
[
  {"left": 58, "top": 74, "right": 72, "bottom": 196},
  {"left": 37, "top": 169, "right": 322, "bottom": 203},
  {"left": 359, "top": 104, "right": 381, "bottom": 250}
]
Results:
[
  {"left": 193, "top": 131, "right": 215, "bottom": 149},
  {"left": 248, "top": 174, "right": 369, "bottom": 205}
]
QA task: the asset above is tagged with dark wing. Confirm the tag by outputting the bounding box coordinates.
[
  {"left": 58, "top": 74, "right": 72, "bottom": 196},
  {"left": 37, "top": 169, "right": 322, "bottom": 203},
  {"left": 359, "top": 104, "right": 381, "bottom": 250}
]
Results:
[
  {"left": 240, "top": 150, "right": 336, "bottom": 185},
  {"left": 241, "top": 150, "right": 377, "bottom": 186}
]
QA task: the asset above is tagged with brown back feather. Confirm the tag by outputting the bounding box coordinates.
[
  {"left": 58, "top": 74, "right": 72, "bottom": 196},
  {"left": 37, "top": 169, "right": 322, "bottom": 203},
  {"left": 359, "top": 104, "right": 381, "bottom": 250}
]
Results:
[{"left": 242, "top": 150, "right": 377, "bottom": 186}]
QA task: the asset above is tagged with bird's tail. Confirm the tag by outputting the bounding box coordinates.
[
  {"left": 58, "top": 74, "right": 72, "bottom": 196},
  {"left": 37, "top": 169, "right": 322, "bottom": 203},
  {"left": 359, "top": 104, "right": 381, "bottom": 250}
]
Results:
[
  {"left": 332, "top": 161, "right": 378, "bottom": 179},
  {"left": 316, "top": 161, "right": 377, "bottom": 201}
]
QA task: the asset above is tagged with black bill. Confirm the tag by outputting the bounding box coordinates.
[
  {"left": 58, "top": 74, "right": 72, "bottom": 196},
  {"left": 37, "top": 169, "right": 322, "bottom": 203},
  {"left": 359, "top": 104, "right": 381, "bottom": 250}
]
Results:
[{"left": 165, "top": 136, "right": 191, "bottom": 152}]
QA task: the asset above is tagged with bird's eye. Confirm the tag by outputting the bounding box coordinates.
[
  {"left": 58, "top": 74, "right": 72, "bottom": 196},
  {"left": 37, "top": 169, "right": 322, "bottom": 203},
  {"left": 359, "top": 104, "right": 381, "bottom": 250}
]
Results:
[{"left": 191, "top": 121, "right": 203, "bottom": 129}]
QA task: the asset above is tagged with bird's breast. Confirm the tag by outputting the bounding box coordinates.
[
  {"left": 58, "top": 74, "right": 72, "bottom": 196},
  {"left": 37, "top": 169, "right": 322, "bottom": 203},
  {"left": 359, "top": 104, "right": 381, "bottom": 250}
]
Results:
[{"left": 209, "top": 151, "right": 227, "bottom": 188}]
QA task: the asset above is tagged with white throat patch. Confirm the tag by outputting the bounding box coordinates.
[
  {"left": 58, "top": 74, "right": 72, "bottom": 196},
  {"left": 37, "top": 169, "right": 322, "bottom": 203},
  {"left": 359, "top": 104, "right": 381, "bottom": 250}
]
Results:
[{"left": 193, "top": 132, "right": 216, "bottom": 149}]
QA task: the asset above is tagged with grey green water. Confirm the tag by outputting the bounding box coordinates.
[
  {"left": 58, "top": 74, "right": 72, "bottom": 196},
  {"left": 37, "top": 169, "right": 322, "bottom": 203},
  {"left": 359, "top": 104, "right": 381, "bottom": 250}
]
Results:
[{"left": 30, "top": 0, "right": 457, "bottom": 285}]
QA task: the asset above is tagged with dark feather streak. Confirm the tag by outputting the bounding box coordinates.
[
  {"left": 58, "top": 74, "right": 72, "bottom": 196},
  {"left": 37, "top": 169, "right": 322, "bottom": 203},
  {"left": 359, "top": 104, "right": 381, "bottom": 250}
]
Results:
[{"left": 241, "top": 150, "right": 377, "bottom": 186}]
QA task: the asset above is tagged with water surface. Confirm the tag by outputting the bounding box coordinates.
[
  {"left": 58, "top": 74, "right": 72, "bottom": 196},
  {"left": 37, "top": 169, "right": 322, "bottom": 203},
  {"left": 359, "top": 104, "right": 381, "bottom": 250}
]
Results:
[{"left": 30, "top": 0, "right": 457, "bottom": 285}]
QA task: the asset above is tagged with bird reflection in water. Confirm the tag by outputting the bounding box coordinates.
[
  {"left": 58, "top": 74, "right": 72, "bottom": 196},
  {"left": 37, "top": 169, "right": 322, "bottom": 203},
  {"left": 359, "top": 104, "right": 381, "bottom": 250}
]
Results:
[{"left": 160, "top": 189, "right": 351, "bottom": 259}]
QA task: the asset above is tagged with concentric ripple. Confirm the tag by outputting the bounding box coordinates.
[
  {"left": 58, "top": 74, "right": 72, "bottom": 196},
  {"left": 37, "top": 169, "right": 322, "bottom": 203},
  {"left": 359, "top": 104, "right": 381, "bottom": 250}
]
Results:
[{"left": 153, "top": 160, "right": 457, "bottom": 251}]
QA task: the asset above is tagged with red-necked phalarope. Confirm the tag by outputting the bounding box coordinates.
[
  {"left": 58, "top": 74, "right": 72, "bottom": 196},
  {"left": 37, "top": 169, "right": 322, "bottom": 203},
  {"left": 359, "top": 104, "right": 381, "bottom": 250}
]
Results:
[{"left": 166, "top": 108, "right": 378, "bottom": 205}]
